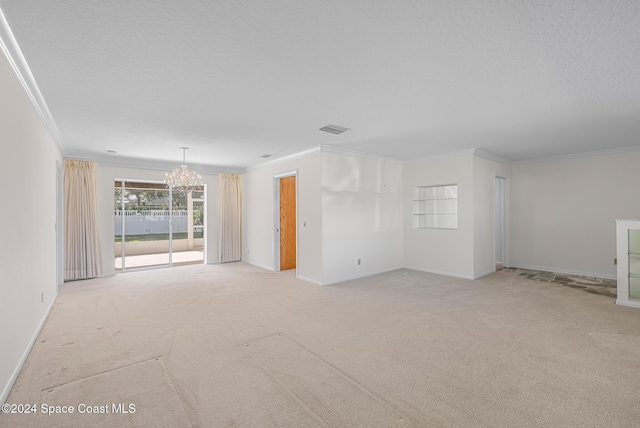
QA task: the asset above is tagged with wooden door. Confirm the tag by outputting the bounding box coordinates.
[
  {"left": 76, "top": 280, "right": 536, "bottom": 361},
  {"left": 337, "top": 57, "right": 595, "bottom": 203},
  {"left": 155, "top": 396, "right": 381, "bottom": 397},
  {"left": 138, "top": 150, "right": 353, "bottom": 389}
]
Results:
[{"left": 279, "top": 176, "right": 296, "bottom": 270}]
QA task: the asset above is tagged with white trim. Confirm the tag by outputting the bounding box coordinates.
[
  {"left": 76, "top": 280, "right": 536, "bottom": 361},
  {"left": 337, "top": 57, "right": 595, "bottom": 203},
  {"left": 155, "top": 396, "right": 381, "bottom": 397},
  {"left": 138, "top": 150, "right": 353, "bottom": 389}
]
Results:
[
  {"left": 403, "top": 266, "right": 475, "bottom": 280},
  {"left": 321, "top": 145, "right": 403, "bottom": 164},
  {"left": 294, "top": 173, "right": 299, "bottom": 281},
  {"left": 473, "top": 269, "right": 496, "bottom": 279},
  {"left": 322, "top": 266, "right": 405, "bottom": 286},
  {"left": 405, "top": 148, "right": 512, "bottom": 165},
  {"left": 202, "top": 182, "right": 208, "bottom": 265},
  {"left": 512, "top": 145, "right": 640, "bottom": 166},
  {"left": 509, "top": 263, "right": 616, "bottom": 280},
  {"left": 473, "top": 148, "right": 512, "bottom": 165},
  {"left": 273, "top": 177, "right": 280, "bottom": 272},
  {"left": 67, "top": 152, "right": 241, "bottom": 175},
  {"left": 503, "top": 175, "right": 511, "bottom": 269},
  {"left": 242, "top": 259, "right": 276, "bottom": 272},
  {"left": 0, "top": 9, "right": 64, "bottom": 154},
  {"left": 56, "top": 160, "right": 64, "bottom": 288},
  {"left": 404, "top": 148, "right": 477, "bottom": 164},
  {"left": 113, "top": 177, "right": 166, "bottom": 185},
  {"left": 273, "top": 170, "right": 298, "bottom": 179},
  {"left": 494, "top": 174, "right": 511, "bottom": 270},
  {"left": 297, "top": 276, "right": 322, "bottom": 286},
  {"left": 1, "top": 293, "right": 56, "bottom": 405},
  {"left": 244, "top": 146, "right": 320, "bottom": 172},
  {"left": 616, "top": 299, "right": 640, "bottom": 309}
]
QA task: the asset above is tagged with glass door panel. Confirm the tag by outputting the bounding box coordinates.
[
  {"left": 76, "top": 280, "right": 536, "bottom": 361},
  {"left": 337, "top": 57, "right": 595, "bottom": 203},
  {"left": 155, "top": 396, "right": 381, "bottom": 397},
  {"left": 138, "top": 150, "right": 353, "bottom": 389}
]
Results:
[
  {"left": 171, "top": 189, "right": 187, "bottom": 265},
  {"left": 115, "top": 181, "right": 172, "bottom": 271},
  {"left": 114, "top": 182, "right": 124, "bottom": 272},
  {"left": 629, "top": 229, "right": 640, "bottom": 299},
  {"left": 171, "top": 187, "right": 205, "bottom": 266},
  {"left": 114, "top": 181, "right": 205, "bottom": 272},
  {"left": 191, "top": 189, "right": 205, "bottom": 264}
]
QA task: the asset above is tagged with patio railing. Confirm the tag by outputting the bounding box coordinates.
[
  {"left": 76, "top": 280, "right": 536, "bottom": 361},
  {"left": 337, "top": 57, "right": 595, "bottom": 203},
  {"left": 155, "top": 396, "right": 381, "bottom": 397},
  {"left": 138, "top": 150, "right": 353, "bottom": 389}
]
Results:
[{"left": 114, "top": 210, "right": 190, "bottom": 235}]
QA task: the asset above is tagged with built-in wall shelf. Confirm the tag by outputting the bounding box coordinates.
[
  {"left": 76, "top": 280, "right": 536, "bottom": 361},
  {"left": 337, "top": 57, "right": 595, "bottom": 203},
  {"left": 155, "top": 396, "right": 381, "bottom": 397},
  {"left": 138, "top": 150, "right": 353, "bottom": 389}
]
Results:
[
  {"left": 412, "top": 184, "right": 458, "bottom": 229},
  {"left": 616, "top": 219, "right": 640, "bottom": 309}
]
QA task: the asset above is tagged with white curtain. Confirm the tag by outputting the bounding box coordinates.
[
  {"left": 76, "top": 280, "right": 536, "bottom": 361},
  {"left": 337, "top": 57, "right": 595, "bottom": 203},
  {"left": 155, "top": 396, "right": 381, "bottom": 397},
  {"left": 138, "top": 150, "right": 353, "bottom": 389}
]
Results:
[
  {"left": 64, "top": 160, "right": 102, "bottom": 280},
  {"left": 218, "top": 174, "right": 242, "bottom": 262}
]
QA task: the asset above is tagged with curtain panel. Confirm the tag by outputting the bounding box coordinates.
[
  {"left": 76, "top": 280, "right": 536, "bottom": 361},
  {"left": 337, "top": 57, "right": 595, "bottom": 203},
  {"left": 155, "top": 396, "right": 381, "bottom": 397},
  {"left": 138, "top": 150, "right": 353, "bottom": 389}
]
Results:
[
  {"left": 218, "top": 174, "right": 242, "bottom": 262},
  {"left": 64, "top": 160, "right": 102, "bottom": 280}
]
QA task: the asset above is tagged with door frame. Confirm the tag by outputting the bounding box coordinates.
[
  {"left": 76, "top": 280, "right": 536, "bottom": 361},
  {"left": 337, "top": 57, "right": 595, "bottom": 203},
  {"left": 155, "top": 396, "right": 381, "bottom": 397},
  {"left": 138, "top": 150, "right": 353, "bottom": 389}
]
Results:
[
  {"left": 494, "top": 174, "right": 510, "bottom": 269},
  {"left": 273, "top": 170, "right": 298, "bottom": 275},
  {"left": 56, "top": 160, "right": 63, "bottom": 288}
]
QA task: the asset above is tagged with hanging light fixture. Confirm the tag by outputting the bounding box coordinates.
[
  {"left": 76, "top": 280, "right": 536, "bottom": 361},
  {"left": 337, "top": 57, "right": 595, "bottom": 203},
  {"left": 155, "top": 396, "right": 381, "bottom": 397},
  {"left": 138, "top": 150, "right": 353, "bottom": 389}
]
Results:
[{"left": 165, "top": 147, "right": 202, "bottom": 193}]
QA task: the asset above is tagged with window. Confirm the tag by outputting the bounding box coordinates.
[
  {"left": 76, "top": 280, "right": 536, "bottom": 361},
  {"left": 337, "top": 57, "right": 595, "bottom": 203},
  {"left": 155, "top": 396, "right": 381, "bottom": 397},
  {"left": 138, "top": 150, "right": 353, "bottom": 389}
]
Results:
[{"left": 413, "top": 184, "right": 458, "bottom": 229}]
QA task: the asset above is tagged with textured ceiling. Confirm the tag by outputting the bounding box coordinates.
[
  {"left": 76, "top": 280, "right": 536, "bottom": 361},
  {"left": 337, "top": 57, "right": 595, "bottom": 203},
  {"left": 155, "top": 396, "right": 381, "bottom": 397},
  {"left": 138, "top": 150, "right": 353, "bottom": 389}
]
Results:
[{"left": 1, "top": 0, "right": 640, "bottom": 170}]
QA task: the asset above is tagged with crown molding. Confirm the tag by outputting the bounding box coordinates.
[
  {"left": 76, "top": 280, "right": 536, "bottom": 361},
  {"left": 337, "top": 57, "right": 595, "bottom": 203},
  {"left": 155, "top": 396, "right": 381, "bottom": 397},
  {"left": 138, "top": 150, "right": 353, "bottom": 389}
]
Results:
[
  {"left": 243, "top": 145, "right": 321, "bottom": 172},
  {"left": 0, "top": 8, "right": 65, "bottom": 155},
  {"left": 404, "top": 148, "right": 513, "bottom": 165},
  {"left": 65, "top": 152, "right": 242, "bottom": 175},
  {"left": 472, "top": 148, "right": 512, "bottom": 165},
  {"left": 404, "top": 148, "right": 477, "bottom": 164},
  {"left": 321, "top": 145, "right": 404, "bottom": 164},
  {"left": 512, "top": 145, "right": 640, "bottom": 166}
]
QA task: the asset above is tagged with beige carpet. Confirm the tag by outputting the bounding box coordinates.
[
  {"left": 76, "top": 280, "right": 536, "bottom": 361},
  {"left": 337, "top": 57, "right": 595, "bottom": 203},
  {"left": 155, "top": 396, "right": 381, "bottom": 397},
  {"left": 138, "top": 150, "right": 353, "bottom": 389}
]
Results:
[{"left": 2, "top": 263, "right": 640, "bottom": 427}]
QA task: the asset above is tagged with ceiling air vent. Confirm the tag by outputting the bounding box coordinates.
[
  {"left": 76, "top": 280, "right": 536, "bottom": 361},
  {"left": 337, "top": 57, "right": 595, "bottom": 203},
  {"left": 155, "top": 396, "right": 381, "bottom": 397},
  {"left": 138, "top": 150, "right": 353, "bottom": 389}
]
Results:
[{"left": 319, "top": 124, "right": 350, "bottom": 135}]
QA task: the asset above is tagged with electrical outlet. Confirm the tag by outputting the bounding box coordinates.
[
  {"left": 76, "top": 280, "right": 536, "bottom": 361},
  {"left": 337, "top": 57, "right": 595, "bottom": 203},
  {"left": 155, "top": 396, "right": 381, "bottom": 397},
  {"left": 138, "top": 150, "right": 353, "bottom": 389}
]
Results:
[
  {"left": 246, "top": 249, "right": 250, "bottom": 254},
  {"left": 358, "top": 259, "right": 361, "bottom": 265}
]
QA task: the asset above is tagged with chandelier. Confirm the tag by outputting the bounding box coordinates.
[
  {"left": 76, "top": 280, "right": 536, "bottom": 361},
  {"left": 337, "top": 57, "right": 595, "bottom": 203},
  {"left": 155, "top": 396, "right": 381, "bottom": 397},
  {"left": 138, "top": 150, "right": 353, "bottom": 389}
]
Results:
[{"left": 165, "top": 147, "right": 202, "bottom": 193}]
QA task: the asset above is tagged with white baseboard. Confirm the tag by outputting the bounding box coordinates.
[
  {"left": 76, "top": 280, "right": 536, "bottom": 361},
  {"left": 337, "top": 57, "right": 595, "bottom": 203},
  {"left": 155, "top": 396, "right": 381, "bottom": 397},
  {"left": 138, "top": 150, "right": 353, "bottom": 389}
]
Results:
[
  {"left": 509, "top": 263, "right": 615, "bottom": 280},
  {"left": 403, "top": 266, "right": 475, "bottom": 280},
  {"left": 473, "top": 268, "right": 497, "bottom": 279},
  {"left": 321, "top": 266, "right": 404, "bottom": 286},
  {"left": 1, "top": 294, "right": 56, "bottom": 405},
  {"left": 616, "top": 299, "right": 640, "bottom": 309},
  {"left": 297, "top": 276, "right": 322, "bottom": 286},
  {"left": 242, "top": 259, "right": 275, "bottom": 272}
]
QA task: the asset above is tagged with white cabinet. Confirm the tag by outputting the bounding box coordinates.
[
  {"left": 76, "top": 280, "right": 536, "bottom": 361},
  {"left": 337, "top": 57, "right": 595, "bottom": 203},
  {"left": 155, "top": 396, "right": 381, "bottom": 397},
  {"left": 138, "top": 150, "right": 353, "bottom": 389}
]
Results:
[{"left": 616, "top": 219, "right": 640, "bottom": 309}]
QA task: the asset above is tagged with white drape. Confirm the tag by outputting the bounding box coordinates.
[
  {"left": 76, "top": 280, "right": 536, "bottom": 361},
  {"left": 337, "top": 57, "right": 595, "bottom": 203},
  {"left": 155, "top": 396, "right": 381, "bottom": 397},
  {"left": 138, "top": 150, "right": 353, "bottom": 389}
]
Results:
[
  {"left": 218, "top": 174, "right": 242, "bottom": 262},
  {"left": 64, "top": 160, "right": 102, "bottom": 280}
]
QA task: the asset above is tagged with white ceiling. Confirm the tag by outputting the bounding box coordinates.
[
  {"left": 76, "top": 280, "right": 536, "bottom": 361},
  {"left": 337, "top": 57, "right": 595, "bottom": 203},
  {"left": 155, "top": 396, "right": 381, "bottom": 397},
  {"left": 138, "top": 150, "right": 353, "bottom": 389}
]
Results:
[{"left": 1, "top": 0, "right": 640, "bottom": 170}]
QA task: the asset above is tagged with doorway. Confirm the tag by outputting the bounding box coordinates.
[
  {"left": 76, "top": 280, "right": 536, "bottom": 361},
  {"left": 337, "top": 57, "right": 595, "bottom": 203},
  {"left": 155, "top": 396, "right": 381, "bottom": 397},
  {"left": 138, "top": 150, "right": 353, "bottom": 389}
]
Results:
[
  {"left": 274, "top": 172, "right": 297, "bottom": 272},
  {"left": 114, "top": 180, "right": 205, "bottom": 271},
  {"left": 495, "top": 176, "right": 508, "bottom": 269}
]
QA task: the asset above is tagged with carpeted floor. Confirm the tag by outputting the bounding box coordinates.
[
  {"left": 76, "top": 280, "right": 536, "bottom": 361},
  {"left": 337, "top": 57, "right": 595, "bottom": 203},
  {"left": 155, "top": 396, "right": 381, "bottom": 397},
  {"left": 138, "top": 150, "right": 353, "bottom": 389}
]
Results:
[{"left": 2, "top": 263, "right": 640, "bottom": 427}]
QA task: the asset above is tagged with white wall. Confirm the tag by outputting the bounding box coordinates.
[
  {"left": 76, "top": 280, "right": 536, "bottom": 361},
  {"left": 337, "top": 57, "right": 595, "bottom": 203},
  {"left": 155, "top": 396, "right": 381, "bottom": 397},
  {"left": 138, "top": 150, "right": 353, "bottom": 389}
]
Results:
[
  {"left": 242, "top": 150, "right": 322, "bottom": 284},
  {"left": 321, "top": 148, "right": 403, "bottom": 285},
  {"left": 403, "top": 152, "right": 475, "bottom": 278},
  {"left": 97, "top": 165, "right": 219, "bottom": 276},
  {"left": 473, "top": 155, "right": 511, "bottom": 278},
  {"left": 510, "top": 150, "right": 640, "bottom": 279},
  {"left": 0, "top": 55, "right": 62, "bottom": 403}
]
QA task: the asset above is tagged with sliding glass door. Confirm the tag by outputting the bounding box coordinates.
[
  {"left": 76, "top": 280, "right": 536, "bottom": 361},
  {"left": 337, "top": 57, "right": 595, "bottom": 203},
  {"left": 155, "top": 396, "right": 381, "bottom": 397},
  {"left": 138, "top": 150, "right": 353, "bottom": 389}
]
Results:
[{"left": 114, "top": 180, "right": 204, "bottom": 272}]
